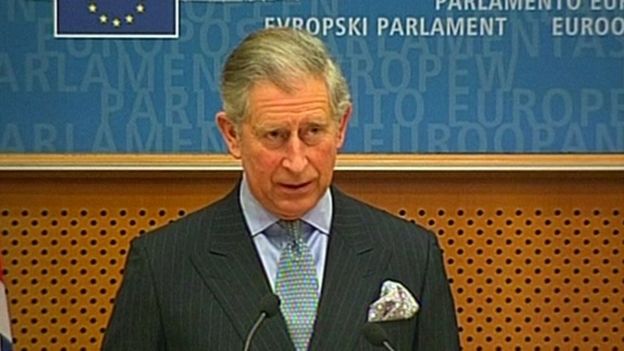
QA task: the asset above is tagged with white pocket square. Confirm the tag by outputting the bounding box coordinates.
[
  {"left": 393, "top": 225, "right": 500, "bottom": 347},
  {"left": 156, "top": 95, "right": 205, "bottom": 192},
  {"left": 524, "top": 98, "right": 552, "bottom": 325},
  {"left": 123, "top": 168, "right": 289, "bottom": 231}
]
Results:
[{"left": 367, "top": 280, "right": 419, "bottom": 322}]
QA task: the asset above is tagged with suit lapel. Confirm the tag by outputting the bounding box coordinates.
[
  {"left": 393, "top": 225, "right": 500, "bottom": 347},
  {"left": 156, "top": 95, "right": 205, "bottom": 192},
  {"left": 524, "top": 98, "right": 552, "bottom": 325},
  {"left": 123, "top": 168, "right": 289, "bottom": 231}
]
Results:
[
  {"left": 309, "top": 188, "right": 391, "bottom": 350},
  {"left": 189, "top": 187, "right": 293, "bottom": 350}
]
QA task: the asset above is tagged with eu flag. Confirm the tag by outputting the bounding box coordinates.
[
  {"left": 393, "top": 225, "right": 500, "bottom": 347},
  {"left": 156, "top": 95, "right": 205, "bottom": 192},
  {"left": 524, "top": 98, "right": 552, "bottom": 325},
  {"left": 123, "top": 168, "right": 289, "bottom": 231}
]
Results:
[{"left": 54, "top": 0, "right": 179, "bottom": 38}]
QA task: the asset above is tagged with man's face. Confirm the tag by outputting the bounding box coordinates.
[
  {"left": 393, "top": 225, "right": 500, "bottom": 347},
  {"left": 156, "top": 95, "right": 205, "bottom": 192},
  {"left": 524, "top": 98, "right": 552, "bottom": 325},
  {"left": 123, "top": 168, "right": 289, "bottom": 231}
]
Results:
[{"left": 217, "top": 76, "right": 351, "bottom": 220}]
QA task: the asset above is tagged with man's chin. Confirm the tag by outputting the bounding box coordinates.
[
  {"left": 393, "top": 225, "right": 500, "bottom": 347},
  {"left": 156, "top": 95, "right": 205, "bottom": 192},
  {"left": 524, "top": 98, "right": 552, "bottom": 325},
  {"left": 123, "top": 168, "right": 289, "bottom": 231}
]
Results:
[{"left": 272, "top": 198, "right": 317, "bottom": 220}]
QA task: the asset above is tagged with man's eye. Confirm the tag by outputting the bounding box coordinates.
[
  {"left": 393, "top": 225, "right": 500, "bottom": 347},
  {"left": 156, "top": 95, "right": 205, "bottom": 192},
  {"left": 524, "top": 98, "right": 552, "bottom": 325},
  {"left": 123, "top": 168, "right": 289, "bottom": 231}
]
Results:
[
  {"left": 266, "top": 131, "right": 280, "bottom": 139},
  {"left": 308, "top": 126, "right": 321, "bottom": 134},
  {"left": 305, "top": 125, "right": 325, "bottom": 135},
  {"left": 264, "top": 130, "right": 288, "bottom": 142},
  {"left": 301, "top": 125, "right": 327, "bottom": 144}
]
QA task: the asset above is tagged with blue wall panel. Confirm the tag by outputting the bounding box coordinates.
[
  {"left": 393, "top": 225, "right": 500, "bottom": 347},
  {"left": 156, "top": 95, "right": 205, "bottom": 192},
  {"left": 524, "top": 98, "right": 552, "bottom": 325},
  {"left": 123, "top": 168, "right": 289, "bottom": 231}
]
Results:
[{"left": 1, "top": 0, "right": 623, "bottom": 153}]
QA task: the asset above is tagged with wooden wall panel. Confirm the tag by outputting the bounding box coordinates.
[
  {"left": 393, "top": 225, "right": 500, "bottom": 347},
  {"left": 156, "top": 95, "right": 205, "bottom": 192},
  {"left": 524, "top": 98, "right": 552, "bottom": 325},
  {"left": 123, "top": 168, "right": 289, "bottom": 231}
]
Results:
[{"left": 0, "top": 171, "right": 622, "bottom": 350}]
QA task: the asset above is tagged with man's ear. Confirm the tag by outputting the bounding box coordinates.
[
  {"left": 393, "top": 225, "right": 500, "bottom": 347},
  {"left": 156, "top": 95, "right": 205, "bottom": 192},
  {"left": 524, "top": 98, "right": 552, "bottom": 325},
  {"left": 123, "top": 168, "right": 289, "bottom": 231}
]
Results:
[
  {"left": 335, "top": 104, "right": 352, "bottom": 149},
  {"left": 216, "top": 112, "right": 242, "bottom": 159}
]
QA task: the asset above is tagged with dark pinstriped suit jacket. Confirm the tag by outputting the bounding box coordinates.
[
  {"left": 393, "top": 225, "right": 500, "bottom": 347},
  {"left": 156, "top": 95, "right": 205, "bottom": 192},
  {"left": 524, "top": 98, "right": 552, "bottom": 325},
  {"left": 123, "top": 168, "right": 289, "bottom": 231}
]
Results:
[{"left": 102, "top": 185, "right": 460, "bottom": 350}]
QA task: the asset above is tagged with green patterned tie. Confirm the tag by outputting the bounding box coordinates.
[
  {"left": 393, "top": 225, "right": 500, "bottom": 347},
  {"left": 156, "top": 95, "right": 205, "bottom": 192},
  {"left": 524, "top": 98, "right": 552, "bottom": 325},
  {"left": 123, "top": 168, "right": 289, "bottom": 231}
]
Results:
[{"left": 275, "top": 220, "right": 319, "bottom": 351}]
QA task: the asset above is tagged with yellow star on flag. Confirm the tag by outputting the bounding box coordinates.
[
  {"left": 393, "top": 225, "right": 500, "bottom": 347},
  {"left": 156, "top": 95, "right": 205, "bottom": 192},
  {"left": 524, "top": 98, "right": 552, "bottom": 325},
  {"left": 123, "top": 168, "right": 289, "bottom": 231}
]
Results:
[{"left": 58, "top": 0, "right": 177, "bottom": 36}]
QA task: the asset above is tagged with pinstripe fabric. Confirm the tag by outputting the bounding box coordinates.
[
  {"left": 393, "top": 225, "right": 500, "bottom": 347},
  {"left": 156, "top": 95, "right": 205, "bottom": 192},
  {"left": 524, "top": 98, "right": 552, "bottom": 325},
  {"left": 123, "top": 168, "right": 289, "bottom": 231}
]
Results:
[
  {"left": 309, "top": 189, "right": 460, "bottom": 350},
  {"left": 103, "top": 189, "right": 293, "bottom": 350},
  {"left": 102, "top": 184, "right": 460, "bottom": 350}
]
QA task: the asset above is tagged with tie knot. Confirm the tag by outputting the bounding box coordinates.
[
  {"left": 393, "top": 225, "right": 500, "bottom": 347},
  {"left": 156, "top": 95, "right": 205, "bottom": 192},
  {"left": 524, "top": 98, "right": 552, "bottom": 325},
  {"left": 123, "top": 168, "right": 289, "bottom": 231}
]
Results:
[{"left": 279, "top": 220, "right": 303, "bottom": 241}]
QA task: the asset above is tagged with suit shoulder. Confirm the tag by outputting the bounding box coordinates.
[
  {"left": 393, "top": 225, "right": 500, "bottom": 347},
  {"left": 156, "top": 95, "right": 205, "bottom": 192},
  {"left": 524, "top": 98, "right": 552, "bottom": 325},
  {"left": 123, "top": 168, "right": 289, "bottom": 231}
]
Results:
[
  {"left": 130, "top": 190, "right": 235, "bottom": 250},
  {"left": 334, "top": 190, "right": 436, "bottom": 244}
]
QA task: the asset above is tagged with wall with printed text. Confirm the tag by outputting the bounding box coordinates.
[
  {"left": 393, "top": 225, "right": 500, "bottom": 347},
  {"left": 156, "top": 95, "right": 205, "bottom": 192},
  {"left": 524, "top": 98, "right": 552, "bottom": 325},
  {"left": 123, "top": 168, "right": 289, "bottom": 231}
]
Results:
[{"left": 1, "top": 0, "right": 623, "bottom": 153}]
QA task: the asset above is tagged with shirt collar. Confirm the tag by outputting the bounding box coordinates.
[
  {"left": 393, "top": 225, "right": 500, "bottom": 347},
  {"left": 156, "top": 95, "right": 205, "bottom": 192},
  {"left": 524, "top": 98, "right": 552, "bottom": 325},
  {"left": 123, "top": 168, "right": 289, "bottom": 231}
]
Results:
[{"left": 240, "top": 175, "right": 332, "bottom": 236}]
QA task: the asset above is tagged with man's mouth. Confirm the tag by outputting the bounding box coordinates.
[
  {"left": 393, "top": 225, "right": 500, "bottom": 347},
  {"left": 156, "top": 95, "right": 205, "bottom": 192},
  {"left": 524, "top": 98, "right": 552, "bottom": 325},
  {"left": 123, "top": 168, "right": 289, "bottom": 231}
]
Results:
[{"left": 279, "top": 181, "right": 313, "bottom": 190}]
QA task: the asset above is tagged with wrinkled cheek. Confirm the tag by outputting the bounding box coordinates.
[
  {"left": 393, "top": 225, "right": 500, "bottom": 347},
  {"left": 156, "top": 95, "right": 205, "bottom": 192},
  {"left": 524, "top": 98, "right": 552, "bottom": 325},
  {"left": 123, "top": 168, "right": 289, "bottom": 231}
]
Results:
[
  {"left": 249, "top": 155, "right": 281, "bottom": 184},
  {"left": 318, "top": 151, "right": 337, "bottom": 178}
]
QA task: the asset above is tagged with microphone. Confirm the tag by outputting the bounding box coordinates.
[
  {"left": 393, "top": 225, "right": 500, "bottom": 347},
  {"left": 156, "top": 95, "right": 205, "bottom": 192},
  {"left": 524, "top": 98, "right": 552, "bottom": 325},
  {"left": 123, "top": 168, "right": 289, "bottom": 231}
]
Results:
[
  {"left": 362, "top": 322, "right": 397, "bottom": 351},
  {"left": 243, "top": 294, "right": 281, "bottom": 351}
]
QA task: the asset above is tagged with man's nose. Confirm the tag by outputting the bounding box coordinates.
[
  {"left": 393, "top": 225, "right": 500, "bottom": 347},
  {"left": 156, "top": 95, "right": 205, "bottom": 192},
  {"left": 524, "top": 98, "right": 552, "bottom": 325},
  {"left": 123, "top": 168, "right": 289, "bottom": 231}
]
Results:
[{"left": 282, "top": 135, "right": 308, "bottom": 172}]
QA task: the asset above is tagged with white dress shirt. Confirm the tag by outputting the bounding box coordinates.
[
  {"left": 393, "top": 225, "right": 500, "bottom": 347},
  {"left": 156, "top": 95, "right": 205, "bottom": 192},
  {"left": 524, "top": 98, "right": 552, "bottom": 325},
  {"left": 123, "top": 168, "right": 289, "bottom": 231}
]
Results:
[{"left": 239, "top": 176, "right": 332, "bottom": 294}]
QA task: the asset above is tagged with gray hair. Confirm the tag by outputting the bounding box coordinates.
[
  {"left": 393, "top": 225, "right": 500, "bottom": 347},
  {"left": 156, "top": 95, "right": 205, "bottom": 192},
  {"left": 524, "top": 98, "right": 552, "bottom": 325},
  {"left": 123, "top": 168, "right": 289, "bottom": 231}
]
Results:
[{"left": 220, "top": 27, "right": 351, "bottom": 126}]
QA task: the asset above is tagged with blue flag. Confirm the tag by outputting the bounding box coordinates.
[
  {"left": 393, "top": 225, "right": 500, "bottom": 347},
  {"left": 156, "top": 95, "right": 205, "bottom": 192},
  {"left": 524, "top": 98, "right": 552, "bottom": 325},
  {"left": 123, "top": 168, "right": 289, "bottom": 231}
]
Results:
[{"left": 55, "top": 0, "right": 179, "bottom": 38}]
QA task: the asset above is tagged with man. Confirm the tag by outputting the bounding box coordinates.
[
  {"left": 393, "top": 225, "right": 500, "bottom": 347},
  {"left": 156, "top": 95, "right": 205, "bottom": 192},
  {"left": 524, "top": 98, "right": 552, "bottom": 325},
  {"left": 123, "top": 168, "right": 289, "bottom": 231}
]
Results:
[{"left": 102, "top": 27, "right": 460, "bottom": 350}]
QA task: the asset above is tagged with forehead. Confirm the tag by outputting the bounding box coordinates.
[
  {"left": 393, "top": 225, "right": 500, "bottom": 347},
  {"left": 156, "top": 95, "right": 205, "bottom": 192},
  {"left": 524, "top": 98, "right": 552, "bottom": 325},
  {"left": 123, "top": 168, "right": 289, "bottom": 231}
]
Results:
[{"left": 246, "top": 77, "right": 331, "bottom": 123}]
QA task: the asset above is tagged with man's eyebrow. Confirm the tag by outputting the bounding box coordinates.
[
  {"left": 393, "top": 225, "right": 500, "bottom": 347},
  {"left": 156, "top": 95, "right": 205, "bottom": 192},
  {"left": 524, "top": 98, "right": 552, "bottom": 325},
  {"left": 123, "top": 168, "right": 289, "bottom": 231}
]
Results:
[
  {"left": 253, "top": 121, "right": 289, "bottom": 128},
  {"left": 251, "top": 123, "right": 289, "bottom": 135}
]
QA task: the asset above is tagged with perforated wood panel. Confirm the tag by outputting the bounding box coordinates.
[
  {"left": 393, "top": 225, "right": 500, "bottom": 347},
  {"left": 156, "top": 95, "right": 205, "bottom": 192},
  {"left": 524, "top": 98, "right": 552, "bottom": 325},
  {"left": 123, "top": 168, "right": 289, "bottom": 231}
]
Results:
[{"left": 0, "top": 171, "right": 622, "bottom": 350}]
